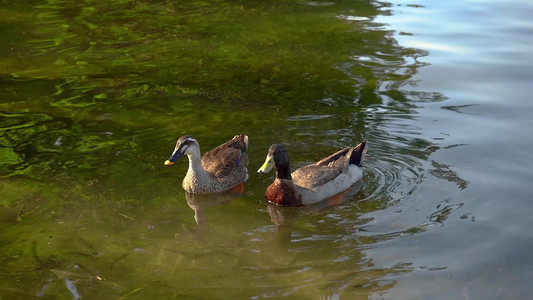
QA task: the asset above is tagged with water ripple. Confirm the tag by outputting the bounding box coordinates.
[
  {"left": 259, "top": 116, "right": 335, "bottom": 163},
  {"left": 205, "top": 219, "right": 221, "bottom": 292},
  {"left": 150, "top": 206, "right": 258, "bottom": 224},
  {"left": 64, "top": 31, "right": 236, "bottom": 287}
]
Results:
[{"left": 360, "top": 111, "right": 431, "bottom": 206}]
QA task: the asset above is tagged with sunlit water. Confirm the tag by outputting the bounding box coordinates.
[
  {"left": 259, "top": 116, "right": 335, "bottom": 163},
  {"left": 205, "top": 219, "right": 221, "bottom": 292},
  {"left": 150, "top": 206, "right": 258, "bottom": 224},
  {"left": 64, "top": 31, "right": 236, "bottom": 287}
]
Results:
[{"left": 1, "top": 0, "right": 532, "bottom": 299}]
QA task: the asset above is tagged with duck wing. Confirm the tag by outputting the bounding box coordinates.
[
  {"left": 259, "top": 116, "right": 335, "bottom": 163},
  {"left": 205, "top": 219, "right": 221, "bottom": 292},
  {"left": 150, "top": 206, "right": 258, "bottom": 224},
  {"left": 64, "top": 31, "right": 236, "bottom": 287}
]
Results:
[
  {"left": 315, "top": 147, "right": 352, "bottom": 170},
  {"left": 201, "top": 134, "right": 249, "bottom": 178},
  {"left": 292, "top": 144, "right": 364, "bottom": 189},
  {"left": 292, "top": 165, "right": 341, "bottom": 189},
  {"left": 314, "top": 141, "right": 367, "bottom": 169}
]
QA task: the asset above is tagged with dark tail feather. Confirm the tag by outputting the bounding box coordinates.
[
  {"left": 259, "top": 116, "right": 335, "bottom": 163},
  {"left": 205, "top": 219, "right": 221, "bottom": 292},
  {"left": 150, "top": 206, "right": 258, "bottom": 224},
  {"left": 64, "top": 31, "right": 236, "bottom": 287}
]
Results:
[
  {"left": 349, "top": 140, "right": 367, "bottom": 167},
  {"left": 229, "top": 134, "right": 249, "bottom": 152}
]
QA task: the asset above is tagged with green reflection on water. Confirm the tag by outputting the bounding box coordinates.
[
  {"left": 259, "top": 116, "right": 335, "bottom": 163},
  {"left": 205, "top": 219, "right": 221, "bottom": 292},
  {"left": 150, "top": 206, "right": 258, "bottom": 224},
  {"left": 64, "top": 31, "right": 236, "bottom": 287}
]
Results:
[{"left": 0, "top": 0, "right": 438, "bottom": 298}]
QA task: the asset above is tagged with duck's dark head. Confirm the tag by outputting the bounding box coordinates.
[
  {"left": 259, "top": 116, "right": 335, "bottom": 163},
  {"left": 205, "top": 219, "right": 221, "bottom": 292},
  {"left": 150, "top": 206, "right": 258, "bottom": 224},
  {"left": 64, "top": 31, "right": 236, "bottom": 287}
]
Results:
[
  {"left": 257, "top": 144, "right": 292, "bottom": 180},
  {"left": 164, "top": 135, "right": 200, "bottom": 165}
]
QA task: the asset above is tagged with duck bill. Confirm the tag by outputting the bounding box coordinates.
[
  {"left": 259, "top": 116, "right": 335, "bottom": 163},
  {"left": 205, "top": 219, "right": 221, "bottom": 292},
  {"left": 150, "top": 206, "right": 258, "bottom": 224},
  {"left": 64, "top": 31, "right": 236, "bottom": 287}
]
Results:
[
  {"left": 257, "top": 155, "right": 274, "bottom": 173},
  {"left": 164, "top": 149, "right": 184, "bottom": 165}
]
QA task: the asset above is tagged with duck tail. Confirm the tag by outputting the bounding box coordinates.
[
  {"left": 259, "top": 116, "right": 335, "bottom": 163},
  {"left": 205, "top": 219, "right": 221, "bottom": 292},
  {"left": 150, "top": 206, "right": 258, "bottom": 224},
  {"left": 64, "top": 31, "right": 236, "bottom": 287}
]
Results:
[
  {"left": 349, "top": 140, "right": 367, "bottom": 167},
  {"left": 243, "top": 134, "right": 249, "bottom": 152},
  {"left": 232, "top": 134, "right": 249, "bottom": 152}
]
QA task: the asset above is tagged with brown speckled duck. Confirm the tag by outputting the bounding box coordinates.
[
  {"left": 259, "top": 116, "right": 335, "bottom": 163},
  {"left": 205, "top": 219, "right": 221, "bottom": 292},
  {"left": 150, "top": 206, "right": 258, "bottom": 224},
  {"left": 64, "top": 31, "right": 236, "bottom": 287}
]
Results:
[
  {"left": 165, "top": 134, "right": 249, "bottom": 194},
  {"left": 257, "top": 141, "right": 367, "bottom": 206}
]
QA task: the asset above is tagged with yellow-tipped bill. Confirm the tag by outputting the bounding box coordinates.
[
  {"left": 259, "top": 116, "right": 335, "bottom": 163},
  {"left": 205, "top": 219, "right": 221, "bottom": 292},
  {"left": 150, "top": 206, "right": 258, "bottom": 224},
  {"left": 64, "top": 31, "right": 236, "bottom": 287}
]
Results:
[
  {"left": 165, "top": 148, "right": 184, "bottom": 166},
  {"left": 257, "top": 155, "right": 274, "bottom": 173}
]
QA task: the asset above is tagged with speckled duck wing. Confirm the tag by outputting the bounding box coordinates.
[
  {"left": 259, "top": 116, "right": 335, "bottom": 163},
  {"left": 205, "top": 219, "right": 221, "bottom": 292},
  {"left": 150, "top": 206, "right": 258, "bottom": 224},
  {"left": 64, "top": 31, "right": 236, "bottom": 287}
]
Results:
[
  {"left": 201, "top": 134, "right": 249, "bottom": 178},
  {"left": 203, "top": 148, "right": 249, "bottom": 178},
  {"left": 203, "top": 134, "right": 248, "bottom": 158}
]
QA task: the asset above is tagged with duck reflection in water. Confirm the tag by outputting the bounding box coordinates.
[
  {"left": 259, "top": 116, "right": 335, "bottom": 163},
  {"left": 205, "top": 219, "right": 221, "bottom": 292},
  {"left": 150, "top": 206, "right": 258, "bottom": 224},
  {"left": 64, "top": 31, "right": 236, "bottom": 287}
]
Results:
[
  {"left": 185, "top": 191, "right": 244, "bottom": 226},
  {"left": 266, "top": 180, "right": 364, "bottom": 253}
]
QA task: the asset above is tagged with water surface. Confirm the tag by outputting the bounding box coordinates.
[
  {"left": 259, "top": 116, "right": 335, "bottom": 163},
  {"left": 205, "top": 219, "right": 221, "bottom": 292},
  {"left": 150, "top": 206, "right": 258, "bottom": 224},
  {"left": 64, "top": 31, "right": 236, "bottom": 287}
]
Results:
[{"left": 1, "top": 0, "right": 532, "bottom": 299}]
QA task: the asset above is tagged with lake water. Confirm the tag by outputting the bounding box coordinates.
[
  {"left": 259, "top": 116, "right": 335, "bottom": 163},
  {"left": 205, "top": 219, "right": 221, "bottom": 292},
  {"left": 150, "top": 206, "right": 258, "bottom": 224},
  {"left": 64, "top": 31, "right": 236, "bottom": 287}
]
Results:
[{"left": 1, "top": 0, "right": 532, "bottom": 299}]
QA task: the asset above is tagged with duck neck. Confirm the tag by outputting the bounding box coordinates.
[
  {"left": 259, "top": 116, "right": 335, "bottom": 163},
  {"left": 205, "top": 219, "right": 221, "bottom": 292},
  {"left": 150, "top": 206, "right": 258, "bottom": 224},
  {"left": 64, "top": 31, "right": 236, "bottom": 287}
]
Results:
[
  {"left": 187, "top": 153, "right": 207, "bottom": 176},
  {"left": 275, "top": 164, "right": 292, "bottom": 181},
  {"left": 181, "top": 149, "right": 211, "bottom": 193}
]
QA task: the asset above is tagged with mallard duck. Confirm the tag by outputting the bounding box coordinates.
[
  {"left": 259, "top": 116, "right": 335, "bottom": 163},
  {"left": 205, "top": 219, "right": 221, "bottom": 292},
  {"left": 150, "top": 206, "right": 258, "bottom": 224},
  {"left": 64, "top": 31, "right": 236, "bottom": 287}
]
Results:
[
  {"left": 257, "top": 141, "right": 367, "bottom": 206},
  {"left": 165, "top": 134, "right": 249, "bottom": 194}
]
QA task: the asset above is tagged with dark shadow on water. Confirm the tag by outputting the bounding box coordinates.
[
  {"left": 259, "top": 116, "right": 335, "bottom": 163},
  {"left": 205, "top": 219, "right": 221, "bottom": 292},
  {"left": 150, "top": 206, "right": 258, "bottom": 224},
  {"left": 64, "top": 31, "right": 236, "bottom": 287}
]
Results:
[{"left": 429, "top": 161, "right": 469, "bottom": 190}]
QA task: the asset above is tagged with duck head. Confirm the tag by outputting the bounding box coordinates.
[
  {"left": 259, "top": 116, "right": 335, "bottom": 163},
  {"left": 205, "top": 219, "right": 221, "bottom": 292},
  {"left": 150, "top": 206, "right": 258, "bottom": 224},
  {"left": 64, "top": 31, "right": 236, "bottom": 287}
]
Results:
[
  {"left": 257, "top": 144, "right": 292, "bottom": 180},
  {"left": 164, "top": 135, "right": 200, "bottom": 165}
]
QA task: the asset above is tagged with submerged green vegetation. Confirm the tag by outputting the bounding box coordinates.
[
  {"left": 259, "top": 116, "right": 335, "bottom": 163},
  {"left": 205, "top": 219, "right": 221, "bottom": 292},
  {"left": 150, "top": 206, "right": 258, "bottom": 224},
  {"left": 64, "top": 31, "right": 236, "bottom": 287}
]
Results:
[{"left": 0, "top": 0, "right": 427, "bottom": 182}]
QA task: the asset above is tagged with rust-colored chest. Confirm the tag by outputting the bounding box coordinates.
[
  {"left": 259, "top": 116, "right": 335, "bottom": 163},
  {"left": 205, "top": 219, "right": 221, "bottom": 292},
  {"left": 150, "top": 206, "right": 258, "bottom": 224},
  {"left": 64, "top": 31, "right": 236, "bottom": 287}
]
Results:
[{"left": 265, "top": 179, "right": 303, "bottom": 207}]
